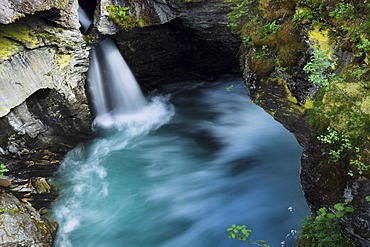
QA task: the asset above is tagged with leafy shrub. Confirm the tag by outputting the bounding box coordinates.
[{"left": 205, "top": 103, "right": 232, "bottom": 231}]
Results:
[
  {"left": 227, "top": 224, "right": 270, "bottom": 247},
  {"left": 303, "top": 49, "right": 332, "bottom": 88},
  {"left": 301, "top": 200, "right": 356, "bottom": 247},
  {"left": 292, "top": 9, "right": 314, "bottom": 24},
  {"left": 317, "top": 127, "right": 369, "bottom": 176},
  {"left": 329, "top": 3, "right": 355, "bottom": 20}
]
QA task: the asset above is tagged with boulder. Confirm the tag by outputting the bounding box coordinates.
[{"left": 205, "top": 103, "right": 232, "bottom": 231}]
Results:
[
  {"left": 0, "top": 191, "right": 57, "bottom": 246},
  {"left": 0, "top": 0, "right": 92, "bottom": 244}
]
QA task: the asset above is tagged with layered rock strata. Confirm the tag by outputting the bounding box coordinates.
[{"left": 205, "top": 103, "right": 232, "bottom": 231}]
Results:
[{"left": 0, "top": 0, "right": 91, "bottom": 245}]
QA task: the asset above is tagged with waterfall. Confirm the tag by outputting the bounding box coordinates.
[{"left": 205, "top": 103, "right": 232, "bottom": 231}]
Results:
[
  {"left": 87, "top": 39, "right": 147, "bottom": 126},
  {"left": 77, "top": 6, "right": 147, "bottom": 128},
  {"left": 78, "top": 7, "right": 92, "bottom": 33}
]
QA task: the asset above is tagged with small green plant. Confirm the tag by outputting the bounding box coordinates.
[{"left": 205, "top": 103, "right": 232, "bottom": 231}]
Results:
[
  {"left": 317, "top": 127, "right": 351, "bottom": 162},
  {"left": 292, "top": 9, "right": 314, "bottom": 24},
  {"left": 242, "top": 34, "right": 253, "bottom": 48},
  {"left": 0, "top": 164, "right": 8, "bottom": 177},
  {"left": 261, "top": 20, "right": 280, "bottom": 36},
  {"left": 317, "top": 126, "right": 341, "bottom": 145},
  {"left": 106, "top": 5, "right": 146, "bottom": 31},
  {"left": 303, "top": 49, "right": 332, "bottom": 87},
  {"left": 301, "top": 200, "right": 356, "bottom": 246},
  {"left": 329, "top": 2, "right": 355, "bottom": 20},
  {"left": 227, "top": 224, "right": 270, "bottom": 247},
  {"left": 355, "top": 37, "right": 370, "bottom": 57},
  {"left": 317, "top": 127, "right": 369, "bottom": 176},
  {"left": 226, "top": 0, "right": 254, "bottom": 35},
  {"left": 348, "top": 148, "right": 369, "bottom": 176},
  {"left": 252, "top": 45, "right": 270, "bottom": 60},
  {"left": 226, "top": 85, "right": 234, "bottom": 91},
  {"left": 366, "top": 196, "right": 370, "bottom": 202}
]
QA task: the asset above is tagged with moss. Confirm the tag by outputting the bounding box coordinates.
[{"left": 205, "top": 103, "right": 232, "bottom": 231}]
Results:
[
  {"left": 303, "top": 98, "right": 314, "bottom": 109},
  {"left": 0, "top": 38, "right": 20, "bottom": 61},
  {"left": 254, "top": 77, "right": 305, "bottom": 114},
  {"left": 249, "top": 49, "right": 275, "bottom": 77},
  {"left": 310, "top": 80, "right": 370, "bottom": 163},
  {"left": 241, "top": 18, "right": 279, "bottom": 48},
  {"left": 278, "top": 78, "right": 298, "bottom": 105},
  {"left": 0, "top": 22, "right": 40, "bottom": 61},
  {"left": 0, "top": 23, "right": 39, "bottom": 48},
  {"left": 308, "top": 27, "right": 333, "bottom": 59},
  {"left": 57, "top": 54, "right": 72, "bottom": 72},
  {"left": 276, "top": 21, "right": 306, "bottom": 67},
  {"left": 360, "top": 96, "right": 370, "bottom": 113},
  {"left": 258, "top": 0, "right": 296, "bottom": 21},
  {"left": 106, "top": 4, "right": 147, "bottom": 31}
]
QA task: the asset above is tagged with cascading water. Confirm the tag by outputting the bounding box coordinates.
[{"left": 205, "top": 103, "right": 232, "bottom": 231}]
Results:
[
  {"left": 79, "top": 4, "right": 146, "bottom": 127},
  {"left": 52, "top": 77, "right": 309, "bottom": 246},
  {"left": 51, "top": 7, "right": 309, "bottom": 247},
  {"left": 77, "top": 7, "right": 92, "bottom": 34},
  {"left": 87, "top": 38, "right": 147, "bottom": 127}
]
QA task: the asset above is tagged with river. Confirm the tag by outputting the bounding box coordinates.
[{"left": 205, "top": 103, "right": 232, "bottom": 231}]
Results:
[{"left": 52, "top": 78, "right": 309, "bottom": 247}]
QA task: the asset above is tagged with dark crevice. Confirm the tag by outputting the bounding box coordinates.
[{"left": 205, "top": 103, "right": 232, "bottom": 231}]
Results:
[{"left": 30, "top": 88, "right": 51, "bottom": 100}]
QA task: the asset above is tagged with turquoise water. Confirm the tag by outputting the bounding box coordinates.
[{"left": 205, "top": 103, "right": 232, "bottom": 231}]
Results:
[{"left": 52, "top": 79, "right": 309, "bottom": 247}]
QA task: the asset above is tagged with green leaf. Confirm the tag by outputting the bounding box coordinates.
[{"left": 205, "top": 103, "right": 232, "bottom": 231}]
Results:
[
  {"left": 327, "top": 213, "right": 336, "bottom": 219},
  {"left": 334, "top": 203, "right": 344, "bottom": 211},
  {"left": 345, "top": 207, "right": 354, "bottom": 213},
  {"left": 241, "top": 229, "right": 251, "bottom": 237},
  {"left": 335, "top": 211, "right": 344, "bottom": 218},
  {"left": 318, "top": 207, "right": 327, "bottom": 215}
]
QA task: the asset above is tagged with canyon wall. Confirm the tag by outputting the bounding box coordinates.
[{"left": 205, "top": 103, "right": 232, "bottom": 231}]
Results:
[
  {"left": 0, "top": 0, "right": 91, "bottom": 245},
  {"left": 1, "top": 0, "right": 368, "bottom": 246}
]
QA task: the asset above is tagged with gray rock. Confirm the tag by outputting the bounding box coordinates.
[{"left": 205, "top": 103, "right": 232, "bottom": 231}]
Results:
[
  {"left": 114, "top": 0, "right": 240, "bottom": 89},
  {"left": 94, "top": 0, "right": 119, "bottom": 35},
  {"left": 0, "top": 0, "right": 69, "bottom": 25},
  {"left": 0, "top": 0, "right": 92, "bottom": 245},
  {"left": 94, "top": 0, "right": 179, "bottom": 35},
  {"left": 0, "top": 191, "right": 57, "bottom": 246}
]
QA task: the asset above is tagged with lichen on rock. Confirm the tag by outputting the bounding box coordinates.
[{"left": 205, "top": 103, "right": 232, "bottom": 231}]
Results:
[
  {"left": 0, "top": 191, "right": 57, "bottom": 246},
  {"left": 0, "top": 0, "right": 92, "bottom": 245}
]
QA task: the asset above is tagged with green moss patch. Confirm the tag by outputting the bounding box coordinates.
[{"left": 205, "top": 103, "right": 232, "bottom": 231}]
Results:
[
  {"left": 106, "top": 4, "right": 146, "bottom": 31},
  {"left": 0, "top": 21, "right": 40, "bottom": 61}
]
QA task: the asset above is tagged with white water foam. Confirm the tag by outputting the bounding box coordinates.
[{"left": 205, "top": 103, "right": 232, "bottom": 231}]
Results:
[
  {"left": 93, "top": 95, "right": 174, "bottom": 136},
  {"left": 52, "top": 80, "right": 308, "bottom": 247},
  {"left": 53, "top": 94, "right": 174, "bottom": 247},
  {"left": 53, "top": 145, "right": 110, "bottom": 247}
]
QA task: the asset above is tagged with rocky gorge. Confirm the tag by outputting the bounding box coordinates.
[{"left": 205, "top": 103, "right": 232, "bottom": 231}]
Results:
[{"left": 0, "top": 0, "right": 369, "bottom": 246}]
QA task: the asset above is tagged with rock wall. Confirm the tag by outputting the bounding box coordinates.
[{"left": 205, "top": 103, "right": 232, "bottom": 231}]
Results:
[
  {"left": 0, "top": 191, "right": 57, "bottom": 246},
  {"left": 231, "top": 1, "right": 370, "bottom": 245},
  {"left": 0, "top": 0, "right": 241, "bottom": 245},
  {"left": 0, "top": 0, "right": 91, "bottom": 245},
  {"left": 112, "top": 0, "right": 241, "bottom": 90}
]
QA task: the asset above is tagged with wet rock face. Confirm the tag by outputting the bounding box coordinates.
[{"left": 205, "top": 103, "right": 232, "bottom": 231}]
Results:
[
  {"left": 0, "top": 0, "right": 91, "bottom": 240},
  {"left": 1, "top": 88, "right": 91, "bottom": 210},
  {"left": 0, "top": 191, "right": 57, "bottom": 246},
  {"left": 94, "top": 0, "right": 177, "bottom": 35},
  {"left": 301, "top": 138, "right": 370, "bottom": 247},
  {"left": 0, "top": 0, "right": 69, "bottom": 24},
  {"left": 113, "top": 0, "right": 241, "bottom": 90}
]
